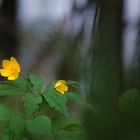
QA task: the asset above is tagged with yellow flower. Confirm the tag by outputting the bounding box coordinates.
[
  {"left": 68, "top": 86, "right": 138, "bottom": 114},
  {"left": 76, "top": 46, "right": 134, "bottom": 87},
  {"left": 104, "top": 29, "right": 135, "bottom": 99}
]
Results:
[
  {"left": 54, "top": 80, "right": 68, "bottom": 94},
  {"left": 0, "top": 57, "right": 20, "bottom": 80}
]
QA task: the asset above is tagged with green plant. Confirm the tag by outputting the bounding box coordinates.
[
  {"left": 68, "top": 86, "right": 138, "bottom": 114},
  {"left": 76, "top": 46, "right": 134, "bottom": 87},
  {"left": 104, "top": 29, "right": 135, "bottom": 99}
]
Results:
[{"left": 0, "top": 57, "right": 85, "bottom": 140}]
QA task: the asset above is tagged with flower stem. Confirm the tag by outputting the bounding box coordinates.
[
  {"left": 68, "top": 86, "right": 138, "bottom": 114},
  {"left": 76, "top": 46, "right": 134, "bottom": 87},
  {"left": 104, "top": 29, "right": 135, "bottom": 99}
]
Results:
[{"left": 20, "top": 72, "right": 33, "bottom": 94}]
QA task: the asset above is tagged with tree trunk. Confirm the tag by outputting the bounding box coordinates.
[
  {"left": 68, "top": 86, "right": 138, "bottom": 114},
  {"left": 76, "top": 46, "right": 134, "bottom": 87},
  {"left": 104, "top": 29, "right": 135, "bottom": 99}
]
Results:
[{"left": 86, "top": 0, "right": 123, "bottom": 138}]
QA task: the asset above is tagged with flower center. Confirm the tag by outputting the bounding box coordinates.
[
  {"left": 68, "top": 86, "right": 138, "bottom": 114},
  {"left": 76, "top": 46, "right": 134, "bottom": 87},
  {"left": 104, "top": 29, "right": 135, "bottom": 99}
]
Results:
[{"left": 10, "top": 67, "right": 17, "bottom": 75}]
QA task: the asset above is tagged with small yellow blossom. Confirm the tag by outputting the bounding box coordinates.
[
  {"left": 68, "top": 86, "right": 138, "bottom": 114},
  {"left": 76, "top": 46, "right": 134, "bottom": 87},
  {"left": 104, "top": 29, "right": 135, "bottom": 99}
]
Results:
[
  {"left": 54, "top": 80, "right": 68, "bottom": 94},
  {"left": 0, "top": 57, "right": 20, "bottom": 80}
]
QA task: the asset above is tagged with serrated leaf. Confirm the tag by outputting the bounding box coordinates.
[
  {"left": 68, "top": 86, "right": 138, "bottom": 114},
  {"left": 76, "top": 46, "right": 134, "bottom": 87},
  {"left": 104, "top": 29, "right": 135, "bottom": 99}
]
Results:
[
  {"left": 11, "top": 76, "right": 28, "bottom": 90},
  {"left": 26, "top": 115, "right": 51, "bottom": 135},
  {"left": 0, "top": 103, "right": 14, "bottom": 121},
  {"left": 22, "top": 93, "right": 43, "bottom": 115},
  {"left": 45, "top": 82, "right": 56, "bottom": 93},
  {"left": 119, "top": 89, "right": 140, "bottom": 117},
  {"left": 28, "top": 75, "right": 44, "bottom": 93},
  {"left": 0, "top": 76, "right": 28, "bottom": 96},
  {"left": 10, "top": 115, "right": 25, "bottom": 134},
  {"left": 0, "top": 84, "right": 24, "bottom": 96},
  {"left": 43, "top": 86, "right": 68, "bottom": 114}
]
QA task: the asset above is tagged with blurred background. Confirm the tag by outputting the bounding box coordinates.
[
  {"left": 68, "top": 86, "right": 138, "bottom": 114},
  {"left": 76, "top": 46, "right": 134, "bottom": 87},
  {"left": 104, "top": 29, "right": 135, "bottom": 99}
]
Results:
[{"left": 0, "top": 0, "right": 140, "bottom": 139}]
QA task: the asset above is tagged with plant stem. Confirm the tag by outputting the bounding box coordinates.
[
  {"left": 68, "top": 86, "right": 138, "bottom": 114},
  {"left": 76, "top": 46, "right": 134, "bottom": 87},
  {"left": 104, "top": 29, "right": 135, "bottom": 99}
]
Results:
[{"left": 20, "top": 72, "right": 33, "bottom": 94}]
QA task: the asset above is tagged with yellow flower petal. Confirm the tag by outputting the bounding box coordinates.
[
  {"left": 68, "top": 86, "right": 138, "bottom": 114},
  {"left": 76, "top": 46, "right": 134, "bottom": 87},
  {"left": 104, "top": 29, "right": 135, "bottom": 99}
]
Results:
[
  {"left": 2, "top": 60, "right": 11, "bottom": 69},
  {"left": 54, "top": 80, "right": 68, "bottom": 94},
  {"left": 0, "top": 57, "right": 21, "bottom": 80},
  {"left": 8, "top": 73, "right": 19, "bottom": 80},
  {"left": 58, "top": 80, "right": 66, "bottom": 84},
  {"left": 54, "top": 80, "right": 66, "bottom": 88},
  {"left": 10, "top": 57, "right": 20, "bottom": 72},
  {"left": 61, "top": 84, "right": 68, "bottom": 91},
  {"left": 56, "top": 86, "right": 68, "bottom": 94},
  {"left": 0, "top": 69, "right": 11, "bottom": 76},
  {"left": 56, "top": 87, "right": 65, "bottom": 94}
]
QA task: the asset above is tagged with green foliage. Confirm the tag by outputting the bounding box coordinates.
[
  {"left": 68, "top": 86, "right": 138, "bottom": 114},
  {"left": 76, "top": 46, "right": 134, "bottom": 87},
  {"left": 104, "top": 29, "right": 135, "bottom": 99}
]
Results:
[
  {"left": 10, "top": 115, "right": 25, "bottom": 134},
  {"left": 65, "top": 92, "right": 94, "bottom": 110},
  {"left": 26, "top": 115, "right": 51, "bottom": 135},
  {"left": 54, "top": 130, "right": 84, "bottom": 140},
  {"left": 22, "top": 93, "right": 43, "bottom": 115},
  {"left": 1, "top": 129, "right": 10, "bottom": 140},
  {"left": 43, "top": 83, "right": 68, "bottom": 115},
  {"left": 0, "top": 76, "right": 28, "bottom": 96},
  {"left": 66, "top": 80, "right": 79, "bottom": 88},
  {"left": 119, "top": 89, "right": 140, "bottom": 118},
  {"left": 28, "top": 75, "right": 44, "bottom": 93},
  {"left": 52, "top": 116, "right": 82, "bottom": 131},
  {"left": 0, "top": 74, "right": 82, "bottom": 140},
  {"left": 43, "top": 90, "right": 68, "bottom": 115},
  {"left": 65, "top": 92, "right": 81, "bottom": 101},
  {"left": 0, "top": 103, "right": 14, "bottom": 121}
]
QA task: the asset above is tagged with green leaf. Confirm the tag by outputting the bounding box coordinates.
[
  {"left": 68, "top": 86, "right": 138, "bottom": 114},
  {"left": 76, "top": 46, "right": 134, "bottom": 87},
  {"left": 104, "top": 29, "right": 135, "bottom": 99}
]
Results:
[
  {"left": 1, "top": 128, "right": 10, "bottom": 140},
  {"left": 119, "top": 89, "right": 140, "bottom": 117},
  {"left": 52, "top": 117, "right": 82, "bottom": 131},
  {"left": 11, "top": 76, "right": 28, "bottom": 90},
  {"left": 10, "top": 115, "right": 25, "bottom": 134},
  {"left": 65, "top": 92, "right": 81, "bottom": 101},
  {"left": 22, "top": 93, "right": 43, "bottom": 115},
  {"left": 26, "top": 115, "right": 51, "bottom": 135},
  {"left": 43, "top": 84, "right": 68, "bottom": 114},
  {"left": 66, "top": 80, "right": 79, "bottom": 88},
  {"left": 55, "top": 130, "right": 83, "bottom": 140},
  {"left": 0, "top": 76, "right": 28, "bottom": 96},
  {"left": 0, "top": 103, "right": 14, "bottom": 121},
  {"left": 65, "top": 92, "right": 94, "bottom": 110},
  {"left": 28, "top": 75, "right": 44, "bottom": 93}
]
